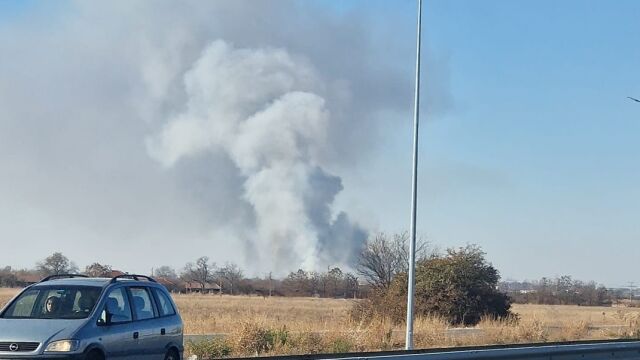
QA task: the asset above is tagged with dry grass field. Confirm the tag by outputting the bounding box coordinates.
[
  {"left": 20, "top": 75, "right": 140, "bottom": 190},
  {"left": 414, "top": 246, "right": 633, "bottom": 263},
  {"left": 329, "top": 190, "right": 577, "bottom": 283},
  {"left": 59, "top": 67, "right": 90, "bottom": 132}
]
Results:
[
  {"left": 2, "top": 289, "right": 639, "bottom": 357},
  {"left": 511, "top": 303, "right": 640, "bottom": 327},
  {"left": 0, "top": 288, "right": 16, "bottom": 309},
  {"left": 174, "top": 295, "right": 640, "bottom": 336},
  {"left": 175, "top": 293, "right": 353, "bottom": 335}
]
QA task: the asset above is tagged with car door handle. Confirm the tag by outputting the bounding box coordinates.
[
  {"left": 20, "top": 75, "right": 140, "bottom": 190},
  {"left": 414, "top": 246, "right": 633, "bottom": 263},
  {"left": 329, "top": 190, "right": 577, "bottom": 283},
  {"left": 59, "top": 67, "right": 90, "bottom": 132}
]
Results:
[
  {"left": 161, "top": 328, "right": 166, "bottom": 335},
  {"left": 133, "top": 332, "right": 139, "bottom": 339}
]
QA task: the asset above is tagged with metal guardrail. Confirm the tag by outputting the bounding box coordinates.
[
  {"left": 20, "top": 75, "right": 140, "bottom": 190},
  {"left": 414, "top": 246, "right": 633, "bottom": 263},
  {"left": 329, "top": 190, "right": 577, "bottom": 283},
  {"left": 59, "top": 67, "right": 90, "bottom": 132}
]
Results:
[{"left": 227, "top": 340, "right": 640, "bottom": 360}]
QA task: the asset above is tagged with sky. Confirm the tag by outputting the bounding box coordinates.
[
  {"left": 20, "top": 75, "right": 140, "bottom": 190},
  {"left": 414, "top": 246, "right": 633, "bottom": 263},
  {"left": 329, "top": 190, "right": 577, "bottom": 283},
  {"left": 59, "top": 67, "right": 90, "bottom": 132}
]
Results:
[{"left": 0, "top": 0, "right": 638, "bottom": 286}]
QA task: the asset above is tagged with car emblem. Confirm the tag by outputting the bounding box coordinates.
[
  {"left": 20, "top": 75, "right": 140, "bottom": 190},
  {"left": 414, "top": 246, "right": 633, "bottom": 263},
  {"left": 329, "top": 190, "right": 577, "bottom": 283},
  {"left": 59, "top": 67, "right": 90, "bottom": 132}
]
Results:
[{"left": 9, "top": 343, "right": 19, "bottom": 352}]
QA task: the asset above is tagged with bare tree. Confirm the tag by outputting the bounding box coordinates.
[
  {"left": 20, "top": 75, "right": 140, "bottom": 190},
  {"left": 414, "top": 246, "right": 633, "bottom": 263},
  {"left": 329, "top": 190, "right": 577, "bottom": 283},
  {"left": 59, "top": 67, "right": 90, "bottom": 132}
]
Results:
[
  {"left": 84, "top": 263, "right": 112, "bottom": 277},
  {"left": 283, "top": 269, "right": 311, "bottom": 296},
  {"left": 394, "top": 232, "right": 434, "bottom": 272},
  {"left": 181, "top": 256, "right": 215, "bottom": 292},
  {"left": 217, "top": 262, "right": 244, "bottom": 295},
  {"left": 309, "top": 271, "right": 322, "bottom": 296},
  {"left": 357, "top": 232, "right": 432, "bottom": 289},
  {"left": 154, "top": 265, "right": 178, "bottom": 279},
  {"left": 36, "top": 252, "right": 79, "bottom": 276},
  {"left": 0, "top": 266, "right": 18, "bottom": 287},
  {"left": 343, "top": 273, "right": 359, "bottom": 299},
  {"left": 326, "top": 267, "right": 344, "bottom": 297}
]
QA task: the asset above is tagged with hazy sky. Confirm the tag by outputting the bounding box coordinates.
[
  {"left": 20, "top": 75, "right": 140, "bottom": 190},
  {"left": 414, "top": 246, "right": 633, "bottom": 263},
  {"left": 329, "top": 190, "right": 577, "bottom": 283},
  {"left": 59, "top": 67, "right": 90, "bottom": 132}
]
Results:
[{"left": 0, "top": 1, "right": 638, "bottom": 285}]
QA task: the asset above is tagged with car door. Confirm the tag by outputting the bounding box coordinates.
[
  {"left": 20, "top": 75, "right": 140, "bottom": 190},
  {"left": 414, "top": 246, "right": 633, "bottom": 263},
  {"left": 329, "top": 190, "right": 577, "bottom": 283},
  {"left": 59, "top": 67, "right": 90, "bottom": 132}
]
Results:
[
  {"left": 151, "top": 287, "right": 183, "bottom": 354},
  {"left": 97, "top": 286, "right": 138, "bottom": 360},
  {"left": 128, "top": 286, "right": 163, "bottom": 359}
]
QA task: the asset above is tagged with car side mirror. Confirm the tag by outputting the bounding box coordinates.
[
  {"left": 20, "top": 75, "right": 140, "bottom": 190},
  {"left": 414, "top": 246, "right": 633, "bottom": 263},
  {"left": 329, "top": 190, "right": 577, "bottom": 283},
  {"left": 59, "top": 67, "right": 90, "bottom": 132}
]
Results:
[{"left": 97, "top": 307, "right": 113, "bottom": 326}]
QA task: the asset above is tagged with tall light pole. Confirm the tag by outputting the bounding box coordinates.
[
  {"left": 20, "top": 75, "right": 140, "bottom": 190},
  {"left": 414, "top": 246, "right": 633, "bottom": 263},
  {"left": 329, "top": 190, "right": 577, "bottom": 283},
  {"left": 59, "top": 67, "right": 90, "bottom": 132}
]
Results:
[{"left": 405, "top": 0, "right": 423, "bottom": 351}]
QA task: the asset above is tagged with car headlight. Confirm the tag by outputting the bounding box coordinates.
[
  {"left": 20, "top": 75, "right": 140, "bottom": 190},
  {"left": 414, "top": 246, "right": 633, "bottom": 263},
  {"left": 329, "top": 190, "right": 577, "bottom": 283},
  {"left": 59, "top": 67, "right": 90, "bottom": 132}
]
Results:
[{"left": 45, "top": 340, "right": 80, "bottom": 352}]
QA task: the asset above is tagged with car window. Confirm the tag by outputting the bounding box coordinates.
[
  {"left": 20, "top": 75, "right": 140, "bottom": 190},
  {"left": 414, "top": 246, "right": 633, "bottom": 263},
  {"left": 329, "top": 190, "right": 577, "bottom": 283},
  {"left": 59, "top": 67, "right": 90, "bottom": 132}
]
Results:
[
  {"left": 105, "top": 288, "right": 132, "bottom": 323},
  {"left": 2, "top": 286, "right": 101, "bottom": 319},
  {"left": 153, "top": 288, "right": 176, "bottom": 316},
  {"left": 5, "top": 289, "right": 38, "bottom": 317},
  {"left": 130, "top": 287, "right": 156, "bottom": 320}
]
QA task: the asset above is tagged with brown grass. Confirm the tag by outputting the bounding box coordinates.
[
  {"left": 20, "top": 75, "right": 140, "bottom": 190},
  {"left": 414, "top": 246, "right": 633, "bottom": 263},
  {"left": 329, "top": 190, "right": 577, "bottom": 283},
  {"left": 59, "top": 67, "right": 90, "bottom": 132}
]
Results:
[
  {"left": 176, "top": 296, "right": 640, "bottom": 356},
  {"left": 510, "top": 303, "right": 640, "bottom": 326},
  {"left": 0, "top": 288, "right": 17, "bottom": 309},
  {"left": 3, "top": 289, "right": 640, "bottom": 357},
  {"left": 175, "top": 294, "right": 353, "bottom": 335}
]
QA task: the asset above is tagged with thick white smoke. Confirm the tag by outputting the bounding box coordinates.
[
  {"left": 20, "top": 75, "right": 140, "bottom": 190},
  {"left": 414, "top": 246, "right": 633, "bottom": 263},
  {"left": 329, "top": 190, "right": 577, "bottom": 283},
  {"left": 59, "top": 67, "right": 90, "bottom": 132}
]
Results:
[
  {"left": 0, "top": 1, "right": 451, "bottom": 274},
  {"left": 147, "top": 40, "right": 365, "bottom": 272}
]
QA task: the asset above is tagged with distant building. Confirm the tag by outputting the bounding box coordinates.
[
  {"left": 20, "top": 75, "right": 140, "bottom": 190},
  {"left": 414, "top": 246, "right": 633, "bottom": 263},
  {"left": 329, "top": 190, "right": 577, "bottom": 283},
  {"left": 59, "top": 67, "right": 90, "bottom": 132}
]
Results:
[
  {"left": 183, "top": 281, "right": 221, "bottom": 294},
  {"left": 519, "top": 289, "right": 538, "bottom": 294},
  {"left": 156, "top": 277, "right": 184, "bottom": 293}
]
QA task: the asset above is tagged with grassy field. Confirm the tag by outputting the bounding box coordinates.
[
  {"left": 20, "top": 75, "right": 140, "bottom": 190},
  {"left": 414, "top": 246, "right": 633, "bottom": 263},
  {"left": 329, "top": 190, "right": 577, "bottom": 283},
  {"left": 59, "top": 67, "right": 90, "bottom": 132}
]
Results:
[
  {"left": 171, "top": 295, "right": 640, "bottom": 357},
  {"left": 175, "top": 293, "right": 353, "bottom": 335},
  {"left": 510, "top": 303, "right": 640, "bottom": 327},
  {"left": 0, "top": 288, "right": 16, "bottom": 308},
  {"left": 2, "top": 289, "right": 640, "bottom": 357}
]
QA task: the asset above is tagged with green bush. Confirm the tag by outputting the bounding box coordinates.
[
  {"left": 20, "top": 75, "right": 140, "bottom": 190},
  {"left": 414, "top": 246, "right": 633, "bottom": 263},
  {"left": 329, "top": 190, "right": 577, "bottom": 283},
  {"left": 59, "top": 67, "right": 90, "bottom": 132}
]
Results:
[
  {"left": 354, "top": 245, "right": 513, "bottom": 326},
  {"left": 265, "top": 326, "right": 290, "bottom": 349},
  {"left": 327, "top": 336, "right": 354, "bottom": 353},
  {"left": 186, "top": 338, "right": 232, "bottom": 359}
]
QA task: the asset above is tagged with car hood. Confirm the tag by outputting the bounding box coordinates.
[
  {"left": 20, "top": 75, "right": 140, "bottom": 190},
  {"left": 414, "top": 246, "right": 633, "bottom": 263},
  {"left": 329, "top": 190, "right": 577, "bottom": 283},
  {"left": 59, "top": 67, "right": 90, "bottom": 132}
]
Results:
[{"left": 0, "top": 318, "right": 85, "bottom": 343}]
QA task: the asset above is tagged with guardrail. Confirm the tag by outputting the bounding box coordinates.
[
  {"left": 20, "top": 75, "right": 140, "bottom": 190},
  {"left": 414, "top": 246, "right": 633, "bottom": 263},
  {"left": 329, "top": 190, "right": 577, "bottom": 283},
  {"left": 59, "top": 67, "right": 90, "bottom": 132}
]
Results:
[{"left": 227, "top": 340, "right": 640, "bottom": 360}]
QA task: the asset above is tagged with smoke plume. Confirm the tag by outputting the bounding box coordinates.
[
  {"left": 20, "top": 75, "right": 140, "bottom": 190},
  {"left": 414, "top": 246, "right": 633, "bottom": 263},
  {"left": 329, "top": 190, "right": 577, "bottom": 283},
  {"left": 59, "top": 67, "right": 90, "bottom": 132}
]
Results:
[
  {"left": 0, "top": 1, "right": 451, "bottom": 274},
  {"left": 147, "top": 41, "right": 366, "bottom": 272}
]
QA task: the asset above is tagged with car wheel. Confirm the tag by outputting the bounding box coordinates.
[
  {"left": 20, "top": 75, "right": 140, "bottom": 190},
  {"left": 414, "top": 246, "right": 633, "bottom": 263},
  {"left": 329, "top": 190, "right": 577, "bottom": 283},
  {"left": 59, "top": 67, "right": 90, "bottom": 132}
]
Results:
[
  {"left": 85, "top": 350, "right": 105, "bottom": 360},
  {"left": 164, "top": 349, "right": 179, "bottom": 360}
]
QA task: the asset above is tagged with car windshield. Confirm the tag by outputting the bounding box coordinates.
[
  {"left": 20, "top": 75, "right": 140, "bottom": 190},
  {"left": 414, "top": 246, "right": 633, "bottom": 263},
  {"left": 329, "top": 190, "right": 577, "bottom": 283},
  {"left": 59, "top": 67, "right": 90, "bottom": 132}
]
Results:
[{"left": 1, "top": 286, "right": 102, "bottom": 319}]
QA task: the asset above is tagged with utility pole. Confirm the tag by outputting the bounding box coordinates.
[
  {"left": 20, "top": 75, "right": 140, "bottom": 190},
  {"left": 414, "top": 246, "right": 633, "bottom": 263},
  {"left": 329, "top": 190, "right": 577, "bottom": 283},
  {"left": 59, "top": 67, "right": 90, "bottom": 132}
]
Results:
[
  {"left": 628, "top": 282, "right": 636, "bottom": 302},
  {"left": 405, "top": 0, "right": 423, "bottom": 351}
]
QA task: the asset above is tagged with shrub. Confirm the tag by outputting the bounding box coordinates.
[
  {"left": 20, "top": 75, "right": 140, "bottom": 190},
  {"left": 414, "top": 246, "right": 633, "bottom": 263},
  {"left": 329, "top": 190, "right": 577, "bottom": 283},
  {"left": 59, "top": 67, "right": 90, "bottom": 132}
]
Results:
[
  {"left": 264, "top": 326, "right": 290, "bottom": 352},
  {"left": 354, "top": 245, "right": 513, "bottom": 327},
  {"left": 327, "top": 336, "right": 354, "bottom": 353},
  {"left": 230, "top": 323, "right": 294, "bottom": 356},
  {"left": 232, "top": 322, "right": 272, "bottom": 355},
  {"left": 186, "top": 338, "right": 232, "bottom": 359},
  {"left": 290, "top": 331, "right": 325, "bottom": 354}
]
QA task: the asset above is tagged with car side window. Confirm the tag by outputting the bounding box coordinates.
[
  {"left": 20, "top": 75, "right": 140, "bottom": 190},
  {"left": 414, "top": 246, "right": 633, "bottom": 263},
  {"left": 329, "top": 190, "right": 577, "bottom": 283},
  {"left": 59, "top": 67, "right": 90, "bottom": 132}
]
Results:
[
  {"left": 130, "top": 287, "right": 156, "bottom": 321},
  {"left": 152, "top": 288, "right": 176, "bottom": 317},
  {"left": 105, "top": 288, "right": 132, "bottom": 324}
]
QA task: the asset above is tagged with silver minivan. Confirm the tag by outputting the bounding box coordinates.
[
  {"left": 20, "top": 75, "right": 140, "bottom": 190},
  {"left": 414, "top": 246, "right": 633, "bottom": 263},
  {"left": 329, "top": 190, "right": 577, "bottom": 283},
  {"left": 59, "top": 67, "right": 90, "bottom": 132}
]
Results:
[{"left": 0, "top": 274, "right": 183, "bottom": 360}]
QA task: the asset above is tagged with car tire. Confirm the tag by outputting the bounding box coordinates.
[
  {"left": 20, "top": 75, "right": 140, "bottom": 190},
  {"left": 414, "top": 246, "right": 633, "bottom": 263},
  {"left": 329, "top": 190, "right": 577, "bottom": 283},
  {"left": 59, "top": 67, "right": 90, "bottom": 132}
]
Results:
[
  {"left": 85, "top": 350, "right": 104, "bottom": 360},
  {"left": 164, "top": 349, "right": 179, "bottom": 360}
]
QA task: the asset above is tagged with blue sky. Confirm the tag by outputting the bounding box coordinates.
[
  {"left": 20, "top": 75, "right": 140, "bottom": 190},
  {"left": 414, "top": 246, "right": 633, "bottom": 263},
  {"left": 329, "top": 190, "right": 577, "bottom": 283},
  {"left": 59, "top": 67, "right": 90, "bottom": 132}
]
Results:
[
  {"left": 0, "top": 0, "right": 638, "bottom": 285},
  {"left": 332, "top": 0, "right": 640, "bottom": 285},
  {"left": 429, "top": 0, "right": 639, "bottom": 285}
]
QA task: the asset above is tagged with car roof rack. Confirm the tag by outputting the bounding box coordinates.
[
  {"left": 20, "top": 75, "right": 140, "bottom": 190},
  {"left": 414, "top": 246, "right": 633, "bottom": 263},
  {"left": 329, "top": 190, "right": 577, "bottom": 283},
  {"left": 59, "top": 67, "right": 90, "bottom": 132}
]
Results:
[
  {"left": 110, "top": 274, "right": 157, "bottom": 283},
  {"left": 39, "top": 274, "right": 89, "bottom": 283}
]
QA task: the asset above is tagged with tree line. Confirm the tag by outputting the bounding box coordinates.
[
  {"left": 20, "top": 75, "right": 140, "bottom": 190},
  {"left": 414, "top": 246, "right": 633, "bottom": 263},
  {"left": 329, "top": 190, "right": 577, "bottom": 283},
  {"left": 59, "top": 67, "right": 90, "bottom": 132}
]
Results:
[
  {"left": 500, "top": 276, "right": 614, "bottom": 306},
  {"left": 1, "top": 233, "right": 628, "bottom": 326},
  {"left": 0, "top": 252, "right": 366, "bottom": 299}
]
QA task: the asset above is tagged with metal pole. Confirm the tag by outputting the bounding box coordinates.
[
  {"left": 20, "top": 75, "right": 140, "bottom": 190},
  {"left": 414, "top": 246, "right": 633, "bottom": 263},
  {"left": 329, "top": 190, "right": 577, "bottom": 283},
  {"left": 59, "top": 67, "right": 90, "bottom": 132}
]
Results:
[{"left": 405, "top": 0, "right": 423, "bottom": 351}]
